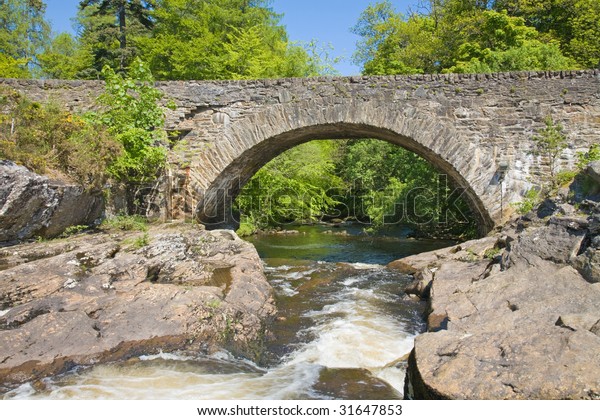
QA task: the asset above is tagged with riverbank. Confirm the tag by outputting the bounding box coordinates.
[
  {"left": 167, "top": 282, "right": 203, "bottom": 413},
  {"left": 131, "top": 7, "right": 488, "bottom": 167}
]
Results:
[
  {"left": 389, "top": 208, "right": 600, "bottom": 399},
  {"left": 0, "top": 224, "right": 276, "bottom": 393}
]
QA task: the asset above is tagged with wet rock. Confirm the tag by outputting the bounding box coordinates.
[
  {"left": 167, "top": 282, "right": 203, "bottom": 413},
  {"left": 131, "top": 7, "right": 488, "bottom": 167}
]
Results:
[
  {"left": 0, "top": 161, "right": 104, "bottom": 243},
  {"left": 314, "top": 368, "right": 402, "bottom": 400},
  {"left": 0, "top": 224, "right": 276, "bottom": 391},
  {"left": 387, "top": 260, "right": 418, "bottom": 275}
]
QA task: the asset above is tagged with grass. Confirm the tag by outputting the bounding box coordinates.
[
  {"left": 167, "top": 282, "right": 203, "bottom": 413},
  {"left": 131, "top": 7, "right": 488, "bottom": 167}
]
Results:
[{"left": 101, "top": 215, "right": 148, "bottom": 232}]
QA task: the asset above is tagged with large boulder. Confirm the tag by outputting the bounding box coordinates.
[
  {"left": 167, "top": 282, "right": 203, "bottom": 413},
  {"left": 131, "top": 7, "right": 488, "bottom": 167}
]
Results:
[
  {"left": 0, "top": 225, "right": 276, "bottom": 392},
  {"left": 392, "top": 220, "right": 600, "bottom": 399},
  {"left": 405, "top": 261, "right": 600, "bottom": 399},
  {"left": 0, "top": 161, "right": 104, "bottom": 243}
]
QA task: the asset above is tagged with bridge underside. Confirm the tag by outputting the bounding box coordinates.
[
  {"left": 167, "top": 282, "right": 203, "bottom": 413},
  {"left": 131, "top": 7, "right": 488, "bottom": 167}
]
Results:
[{"left": 194, "top": 123, "right": 497, "bottom": 235}]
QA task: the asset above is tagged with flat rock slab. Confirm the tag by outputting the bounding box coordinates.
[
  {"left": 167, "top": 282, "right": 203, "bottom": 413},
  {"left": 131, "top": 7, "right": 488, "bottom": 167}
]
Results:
[{"left": 0, "top": 224, "right": 276, "bottom": 392}]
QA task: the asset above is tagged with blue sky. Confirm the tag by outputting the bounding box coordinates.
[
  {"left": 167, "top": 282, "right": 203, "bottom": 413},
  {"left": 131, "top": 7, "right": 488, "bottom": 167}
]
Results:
[{"left": 43, "top": 0, "right": 416, "bottom": 76}]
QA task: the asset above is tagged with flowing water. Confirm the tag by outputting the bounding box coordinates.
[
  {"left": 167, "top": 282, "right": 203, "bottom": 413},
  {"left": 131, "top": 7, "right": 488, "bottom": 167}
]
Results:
[{"left": 5, "top": 225, "right": 454, "bottom": 400}]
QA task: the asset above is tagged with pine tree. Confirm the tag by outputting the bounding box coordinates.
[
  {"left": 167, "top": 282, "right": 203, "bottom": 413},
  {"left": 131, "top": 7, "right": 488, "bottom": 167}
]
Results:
[{"left": 78, "top": 0, "right": 155, "bottom": 76}]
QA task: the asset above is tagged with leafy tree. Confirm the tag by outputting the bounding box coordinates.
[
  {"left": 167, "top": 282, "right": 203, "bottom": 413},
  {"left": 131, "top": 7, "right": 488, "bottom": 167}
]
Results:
[
  {"left": 38, "top": 33, "right": 92, "bottom": 79},
  {"left": 236, "top": 141, "right": 344, "bottom": 232},
  {"left": 138, "top": 0, "right": 319, "bottom": 80},
  {"left": 77, "top": 0, "right": 155, "bottom": 76},
  {"left": 444, "top": 10, "right": 576, "bottom": 73},
  {"left": 354, "top": 0, "right": 577, "bottom": 76},
  {"left": 92, "top": 58, "right": 167, "bottom": 182},
  {"left": 567, "top": 0, "right": 600, "bottom": 68},
  {"left": 0, "top": 0, "right": 50, "bottom": 77},
  {"left": 351, "top": 0, "right": 399, "bottom": 69},
  {"left": 493, "top": 0, "right": 600, "bottom": 68},
  {"left": 337, "top": 139, "right": 476, "bottom": 236}
]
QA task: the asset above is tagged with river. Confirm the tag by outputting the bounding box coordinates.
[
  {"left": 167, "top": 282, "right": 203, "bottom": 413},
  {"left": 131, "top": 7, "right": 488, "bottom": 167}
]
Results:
[{"left": 6, "top": 225, "right": 454, "bottom": 400}]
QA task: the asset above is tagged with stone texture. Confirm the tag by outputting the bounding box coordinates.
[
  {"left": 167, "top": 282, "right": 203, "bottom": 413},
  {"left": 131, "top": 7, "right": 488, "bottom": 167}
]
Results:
[
  {"left": 393, "top": 218, "right": 600, "bottom": 399},
  {"left": 2, "top": 71, "right": 599, "bottom": 232},
  {"left": 0, "top": 224, "right": 276, "bottom": 392},
  {"left": 0, "top": 161, "right": 104, "bottom": 243},
  {"left": 588, "top": 161, "right": 600, "bottom": 185}
]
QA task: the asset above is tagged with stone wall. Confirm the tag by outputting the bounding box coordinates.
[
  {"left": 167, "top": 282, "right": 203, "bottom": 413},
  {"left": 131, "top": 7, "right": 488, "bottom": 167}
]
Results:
[{"left": 2, "top": 70, "right": 599, "bottom": 232}]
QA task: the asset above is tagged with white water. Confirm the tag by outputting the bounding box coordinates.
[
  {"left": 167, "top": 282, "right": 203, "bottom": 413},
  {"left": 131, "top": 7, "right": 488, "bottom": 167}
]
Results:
[{"left": 5, "top": 263, "right": 418, "bottom": 400}]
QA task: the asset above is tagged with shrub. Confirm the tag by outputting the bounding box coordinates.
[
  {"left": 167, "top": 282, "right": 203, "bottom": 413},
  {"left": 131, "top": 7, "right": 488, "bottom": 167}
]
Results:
[
  {"left": 513, "top": 188, "right": 540, "bottom": 215},
  {"left": 0, "top": 87, "right": 121, "bottom": 190}
]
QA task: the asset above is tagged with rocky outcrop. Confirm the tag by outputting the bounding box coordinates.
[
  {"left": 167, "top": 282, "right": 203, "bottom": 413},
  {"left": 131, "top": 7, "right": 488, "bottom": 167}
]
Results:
[
  {"left": 0, "top": 224, "right": 276, "bottom": 392},
  {"left": 391, "top": 215, "right": 600, "bottom": 399},
  {"left": 0, "top": 161, "right": 104, "bottom": 243}
]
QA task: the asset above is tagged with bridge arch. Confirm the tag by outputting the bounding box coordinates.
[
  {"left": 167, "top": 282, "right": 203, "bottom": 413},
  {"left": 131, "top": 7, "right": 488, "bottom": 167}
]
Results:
[{"left": 193, "top": 99, "right": 498, "bottom": 234}]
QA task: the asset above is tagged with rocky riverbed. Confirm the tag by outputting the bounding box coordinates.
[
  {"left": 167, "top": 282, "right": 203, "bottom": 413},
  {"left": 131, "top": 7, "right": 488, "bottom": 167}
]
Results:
[
  {"left": 0, "top": 224, "right": 276, "bottom": 393},
  {"left": 390, "top": 203, "right": 600, "bottom": 399}
]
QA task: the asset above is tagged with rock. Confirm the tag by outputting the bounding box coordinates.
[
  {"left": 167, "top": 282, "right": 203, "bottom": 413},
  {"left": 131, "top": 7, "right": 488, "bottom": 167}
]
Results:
[
  {"left": 503, "top": 223, "right": 586, "bottom": 268},
  {"left": 405, "top": 259, "right": 600, "bottom": 399},
  {"left": 587, "top": 161, "right": 600, "bottom": 185},
  {"left": 556, "top": 313, "right": 600, "bottom": 332},
  {"left": 387, "top": 236, "right": 499, "bottom": 273},
  {"left": 573, "top": 247, "right": 600, "bottom": 283},
  {"left": 403, "top": 268, "right": 434, "bottom": 299},
  {"left": 0, "top": 161, "right": 104, "bottom": 243},
  {"left": 536, "top": 198, "right": 559, "bottom": 218},
  {"left": 592, "top": 320, "right": 600, "bottom": 336},
  {"left": 558, "top": 203, "right": 576, "bottom": 216},
  {"left": 314, "top": 368, "right": 402, "bottom": 400},
  {"left": 388, "top": 260, "right": 418, "bottom": 274},
  {"left": 0, "top": 224, "right": 276, "bottom": 391},
  {"left": 402, "top": 184, "right": 600, "bottom": 400}
]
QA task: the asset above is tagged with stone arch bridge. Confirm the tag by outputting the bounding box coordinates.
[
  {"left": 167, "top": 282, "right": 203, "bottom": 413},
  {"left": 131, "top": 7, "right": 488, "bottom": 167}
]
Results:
[{"left": 2, "top": 70, "right": 599, "bottom": 233}]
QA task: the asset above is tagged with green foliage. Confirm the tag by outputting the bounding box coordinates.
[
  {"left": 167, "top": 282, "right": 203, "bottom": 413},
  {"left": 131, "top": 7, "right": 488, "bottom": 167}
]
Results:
[
  {"left": 495, "top": 0, "right": 600, "bottom": 69},
  {"left": 38, "top": 33, "right": 92, "bottom": 80},
  {"left": 339, "top": 139, "right": 477, "bottom": 237},
  {"left": 77, "top": 0, "right": 154, "bottom": 76},
  {"left": 137, "top": 0, "right": 324, "bottom": 80},
  {"left": 484, "top": 246, "right": 502, "bottom": 259},
  {"left": 513, "top": 188, "right": 540, "bottom": 215},
  {"left": 0, "top": 0, "right": 50, "bottom": 77},
  {"left": 555, "top": 170, "right": 578, "bottom": 186},
  {"left": 235, "top": 138, "right": 477, "bottom": 239},
  {"left": 93, "top": 58, "right": 167, "bottom": 183},
  {"left": 61, "top": 225, "right": 90, "bottom": 237},
  {"left": 353, "top": 1, "right": 579, "bottom": 76},
  {"left": 101, "top": 214, "right": 148, "bottom": 231},
  {"left": 576, "top": 144, "right": 600, "bottom": 170},
  {"left": 0, "top": 88, "right": 121, "bottom": 189},
  {"left": 121, "top": 232, "right": 150, "bottom": 250},
  {"left": 235, "top": 141, "right": 344, "bottom": 228},
  {"left": 236, "top": 219, "right": 258, "bottom": 237},
  {"left": 531, "top": 116, "right": 568, "bottom": 186}
]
